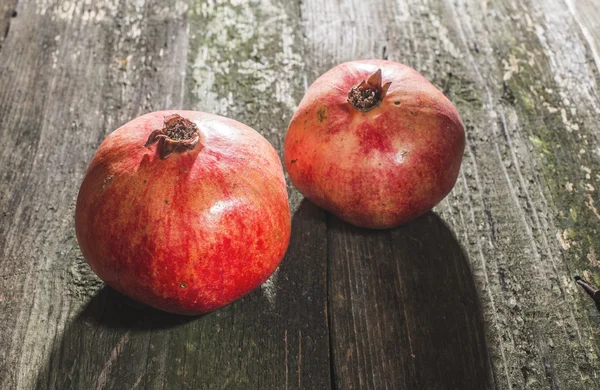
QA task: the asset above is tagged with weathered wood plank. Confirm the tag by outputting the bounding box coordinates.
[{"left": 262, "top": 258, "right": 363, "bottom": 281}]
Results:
[
  {"left": 3, "top": 0, "right": 600, "bottom": 388},
  {"left": 163, "top": 1, "right": 331, "bottom": 388},
  {"left": 567, "top": 0, "right": 600, "bottom": 79},
  {"left": 1, "top": 0, "right": 332, "bottom": 389},
  {"left": 36, "top": 201, "right": 329, "bottom": 390},
  {"left": 0, "top": 0, "right": 17, "bottom": 51},
  {"left": 327, "top": 214, "right": 491, "bottom": 389},
  {"left": 443, "top": 0, "right": 600, "bottom": 386},
  {"left": 301, "top": 0, "right": 494, "bottom": 388},
  {"left": 389, "top": 215, "right": 492, "bottom": 389},
  {"left": 301, "top": 1, "right": 493, "bottom": 388},
  {"left": 0, "top": 0, "right": 188, "bottom": 388},
  {"left": 301, "top": 0, "right": 600, "bottom": 388}
]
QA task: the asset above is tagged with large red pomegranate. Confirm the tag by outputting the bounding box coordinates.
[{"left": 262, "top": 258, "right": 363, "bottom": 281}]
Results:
[
  {"left": 75, "top": 111, "right": 291, "bottom": 315},
  {"left": 284, "top": 60, "right": 465, "bottom": 229}
]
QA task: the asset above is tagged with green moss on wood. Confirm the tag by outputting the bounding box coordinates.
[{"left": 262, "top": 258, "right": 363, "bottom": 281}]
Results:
[{"left": 502, "top": 40, "right": 600, "bottom": 345}]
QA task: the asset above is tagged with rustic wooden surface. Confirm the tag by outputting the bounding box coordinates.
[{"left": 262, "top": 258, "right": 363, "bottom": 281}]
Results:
[{"left": 1, "top": 0, "right": 600, "bottom": 389}]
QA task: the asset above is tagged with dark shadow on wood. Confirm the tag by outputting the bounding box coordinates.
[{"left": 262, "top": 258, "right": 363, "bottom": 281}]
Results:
[
  {"left": 327, "top": 211, "right": 493, "bottom": 389},
  {"left": 293, "top": 198, "right": 325, "bottom": 224},
  {"left": 77, "top": 285, "right": 197, "bottom": 330},
  {"left": 33, "top": 286, "right": 196, "bottom": 389},
  {"left": 34, "top": 200, "right": 331, "bottom": 390}
]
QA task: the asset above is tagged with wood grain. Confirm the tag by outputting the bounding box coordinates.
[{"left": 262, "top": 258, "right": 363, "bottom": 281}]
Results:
[
  {"left": 300, "top": 0, "right": 600, "bottom": 388},
  {"left": 0, "top": 0, "right": 17, "bottom": 51},
  {"left": 0, "top": 0, "right": 331, "bottom": 389},
  {"left": 1, "top": 0, "right": 600, "bottom": 388},
  {"left": 327, "top": 213, "right": 491, "bottom": 389},
  {"left": 166, "top": 1, "right": 331, "bottom": 388},
  {"left": 0, "top": 0, "right": 190, "bottom": 388}
]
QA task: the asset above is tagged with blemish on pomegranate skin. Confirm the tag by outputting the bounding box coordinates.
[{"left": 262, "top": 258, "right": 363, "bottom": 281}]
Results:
[
  {"left": 394, "top": 101, "right": 401, "bottom": 105},
  {"left": 317, "top": 106, "right": 327, "bottom": 122},
  {"left": 179, "top": 282, "right": 187, "bottom": 289},
  {"left": 101, "top": 176, "right": 113, "bottom": 191},
  {"left": 394, "top": 151, "right": 407, "bottom": 164},
  {"left": 290, "top": 159, "right": 297, "bottom": 164}
]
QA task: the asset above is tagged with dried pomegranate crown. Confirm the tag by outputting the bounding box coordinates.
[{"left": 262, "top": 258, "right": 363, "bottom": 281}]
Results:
[
  {"left": 145, "top": 114, "right": 201, "bottom": 159},
  {"left": 347, "top": 69, "right": 392, "bottom": 112}
]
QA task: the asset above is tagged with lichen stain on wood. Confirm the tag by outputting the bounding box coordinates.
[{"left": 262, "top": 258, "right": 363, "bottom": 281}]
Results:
[
  {"left": 499, "top": 0, "right": 600, "bottom": 376},
  {"left": 445, "top": 0, "right": 600, "bottom": 387},
  {"left": 186, "top": 0, "right": 306, "bottom": 210},
  {"left": 444, "top": 0, "right": 600, "bottom": 388},
  {"left": 186, "top": 0, "right": 303, "bottom": 120}
]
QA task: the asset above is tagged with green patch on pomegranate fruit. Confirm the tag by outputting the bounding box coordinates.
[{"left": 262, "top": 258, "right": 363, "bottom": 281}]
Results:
[
  {"left": 284, "top": 60, "right": 465, "bottom": 229},
  {"left": 75, "top": 111, "right": 291, "bottom": 315}
]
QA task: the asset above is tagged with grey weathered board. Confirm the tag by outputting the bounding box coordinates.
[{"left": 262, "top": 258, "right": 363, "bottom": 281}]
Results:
[{"left": 1, "top": 0, "right": 600, "bottom": 389}]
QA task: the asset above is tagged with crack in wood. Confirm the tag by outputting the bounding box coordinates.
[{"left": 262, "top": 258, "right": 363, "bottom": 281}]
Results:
[{"left": 325, "top": 215, "right": 337, "bottom": 390}]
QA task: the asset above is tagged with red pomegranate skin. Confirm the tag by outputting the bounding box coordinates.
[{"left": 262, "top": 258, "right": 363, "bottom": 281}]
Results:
[
  {"left": 75, "top": 111, "right": 291, "bottom": 315},
  {"left": 284, "top": 60, "right": 465, "bottom": 229}
]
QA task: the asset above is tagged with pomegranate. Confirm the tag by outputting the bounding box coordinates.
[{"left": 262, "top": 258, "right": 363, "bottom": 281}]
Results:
[
  {"left": 75, "top": 111, "right": 291, "bottom": 315},
  {"left": 284, "top": 60, "right": 465, "bottom": 229}
]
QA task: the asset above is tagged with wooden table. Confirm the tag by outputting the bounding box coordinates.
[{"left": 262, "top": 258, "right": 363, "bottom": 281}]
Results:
[{"left": 1, "top": 0, "right": 600, "bottom": 388}]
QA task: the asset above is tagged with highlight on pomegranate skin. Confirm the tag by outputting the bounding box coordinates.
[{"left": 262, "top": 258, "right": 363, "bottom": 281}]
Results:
[
  {"left": 75, "top": 111, "right": 291, "bottom": 315},
  {"left": 284, "top": 60, "right": 465, "bottom": 229}
]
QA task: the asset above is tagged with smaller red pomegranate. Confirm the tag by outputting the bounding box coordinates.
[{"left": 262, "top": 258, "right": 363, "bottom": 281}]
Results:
[
  {"left": 75, "top": 111, "right": 291, "bottom": 315},
  {"left": 284, "top": 60, "right": 465, "bottom": 229}
]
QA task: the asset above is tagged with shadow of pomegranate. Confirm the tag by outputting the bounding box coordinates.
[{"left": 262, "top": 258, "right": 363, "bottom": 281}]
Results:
[
  {"left": 73, "top": 285, "right": 197, "bottom": 330},
  {"left": 33, "top": 200, "right": 491, "bottom": 389},
  {"left": 325, "top": 209, "right": 493, "bottom": 389},
  {"left": 34, "top": 200, "right": 331, "bottom": 390},
  {"left": 33, "top": 285, "right": 197, "bottom": 389}
]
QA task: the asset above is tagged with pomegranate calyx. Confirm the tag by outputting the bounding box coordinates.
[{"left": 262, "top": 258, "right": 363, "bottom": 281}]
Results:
[
  {"left": 347, "top": 69, "right": 392, "bottom": 112},
  {"left": 145, "top": 114, "right": 201, "bottom": 159}
]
